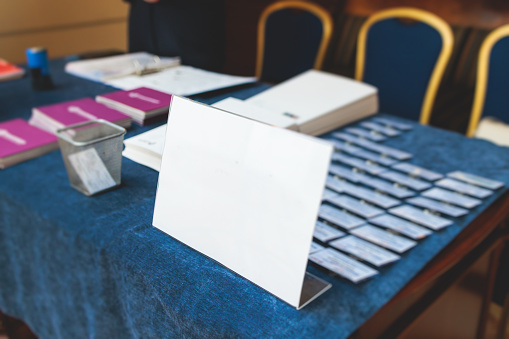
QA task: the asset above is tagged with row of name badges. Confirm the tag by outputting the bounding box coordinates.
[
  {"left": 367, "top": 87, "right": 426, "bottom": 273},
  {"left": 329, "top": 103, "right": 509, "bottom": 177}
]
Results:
[{"left": 308, "top": 117, "right": 504, "bottom": 283}]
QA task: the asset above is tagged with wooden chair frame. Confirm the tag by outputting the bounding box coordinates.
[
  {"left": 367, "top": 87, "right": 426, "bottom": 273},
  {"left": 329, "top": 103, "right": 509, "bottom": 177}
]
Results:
[
  {"left": 467, "top": 24, "right": 509, "bottom": 137},
  {"left": 355, "top": 7, "right": 454, "bottom": 125},
  {"left": 255, "top": 0, "right": 333, "bottom": 79}
]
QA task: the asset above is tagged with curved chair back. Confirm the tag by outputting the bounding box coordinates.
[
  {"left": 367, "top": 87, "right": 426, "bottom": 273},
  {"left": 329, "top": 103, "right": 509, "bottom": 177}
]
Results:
[
  {"left": 356, "top": 7, "right": 453, "bottom": 124},
  {"left": 256, "top": 0, "right": 333, "bottom": 83},
  {"left": 467, "top": 24, "right": 509, "bottom": 137}
]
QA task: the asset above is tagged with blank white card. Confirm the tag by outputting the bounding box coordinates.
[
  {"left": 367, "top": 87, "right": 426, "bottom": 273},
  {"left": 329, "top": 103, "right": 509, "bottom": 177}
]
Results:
[{"left": 153, "top": 96, "right": 333, "bottom": 308}]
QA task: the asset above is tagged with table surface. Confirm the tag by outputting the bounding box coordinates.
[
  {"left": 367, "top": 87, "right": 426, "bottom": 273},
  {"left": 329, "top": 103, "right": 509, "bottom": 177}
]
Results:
[{"left": 1, "top": 59, "right": 509, "bottom": 338}]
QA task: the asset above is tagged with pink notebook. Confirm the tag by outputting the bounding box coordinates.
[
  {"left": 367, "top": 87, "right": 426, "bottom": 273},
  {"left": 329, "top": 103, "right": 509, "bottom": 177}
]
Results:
[
  {"left": 96, "top": 87, "right": 172, "bottom": 125},
  {"left": 0, "top": 118, "right": 58, "bottom": 168},
  {"left": 30, "top": 97, "right": 131, "bottom": 133}
]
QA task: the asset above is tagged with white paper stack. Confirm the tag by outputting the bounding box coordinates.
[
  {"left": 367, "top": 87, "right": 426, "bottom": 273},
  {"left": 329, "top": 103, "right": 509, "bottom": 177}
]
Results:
[
  {"left": 212, "top": 97, "right": 298, "bottom": 130},
  {"left": 245, "top": 69, "right": 379, "bottom": 136},
  {"left": 122, "top": 124, "right": 166, "bottom": 171}
]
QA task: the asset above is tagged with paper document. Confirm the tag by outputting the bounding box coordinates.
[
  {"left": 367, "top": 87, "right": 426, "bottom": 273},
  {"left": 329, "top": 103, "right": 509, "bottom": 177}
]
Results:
[
  {"left": 106, "top": 65, "right": 256, "bottom": 96},
  {"left": 122, "top": 124, "right": 167, "bottom": 171},
  {"left": 65, "top": 52, "right": 180, "bottom": 82}
]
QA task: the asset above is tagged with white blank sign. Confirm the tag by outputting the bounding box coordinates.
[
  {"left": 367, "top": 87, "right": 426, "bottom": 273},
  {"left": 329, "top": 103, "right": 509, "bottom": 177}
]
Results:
[{"left": 153, "top": 96, "right": 333, "bottom": 308}]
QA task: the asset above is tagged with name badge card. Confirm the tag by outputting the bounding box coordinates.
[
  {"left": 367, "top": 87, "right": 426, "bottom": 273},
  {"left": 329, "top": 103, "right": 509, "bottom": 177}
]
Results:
[
  {"left": 358, "top": 175, "right": 416, "bottom": 199},
  {"left": 310, "top": 242, "right": 325, "bottom": 254},
  {"left": 329, "top": 164, "right": 366, "bottom": 183},
  {"left": 422, "top": 187, "right": 482, "bottom": 209},
  {"left": 313, "top": 220, "right": 346, "bottom": 243},
  {"left": 379, "top": 170, "right": 432, "bottom": 191},
  {"left": 334, "top": 132, "right": 412, "bottom": 160},
  {"left": 345, "top": 127, "right": 387, "bottom": 142},
  {"left": 322, "top": 188, "right": 338, "bottom": 201},
  {"left": 351, "top": 225, "right": 417, "bottom": 253},
  {"left": 447, "top": 171, "right": 504, "bottom": 190},
  {"left": 309, "top": 248, "right": 379, "bottom": 283},
  {"left": 360, "top": 121, "right": 401, "bottom": 137},
  {"left": 330, "top": 235, "right": 400, "bottom": 267},
  {"left": 352, "top": 149, "right": 399, "bottom": 166},
  {"left": 326, "top": 194, "right": 385, "bottom": 219},
  {"left": 435, "top": 178, "right": 493, "bottom": 199},
  {"left": 389, "top": 205, "right": 453, "bottom": 230},
  {"left": 318, "top": 204, "right": 366, "bottom": 230},
  {"left": 372, "top": 117, "right": 413, "bottom": 131},
  {"left": 406, "top": 196, "right": 468, "bottom": 218},
  {"left": 350, "top": 225, "right": 417, "bottom": 253},
  {"left": 325, "top": 175, "right": 349, "bottom": 193},
  {"left": 391, "top": 162, "right": 443, "bottom": 181},
  {"left": 368, "top": 214, "right": 432, "bottom": 240},
  {"left": 325, "top": 138, "right": 363, "bottom": 154},
  {"left": 153, "top": 96, "right": 333, "bottom": 309},
  {"left": 332, "top": 152, "right": 387, "bottom": 175},
  {"left": 327, "top": 176, "right": 401, "bottom": 209}
]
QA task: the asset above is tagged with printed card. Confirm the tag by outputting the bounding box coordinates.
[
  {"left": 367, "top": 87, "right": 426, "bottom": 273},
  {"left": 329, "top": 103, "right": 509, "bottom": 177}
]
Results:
[
  {"left": 360, "top": 121, "right": 401, "bottom": 137},
  {"left": 422, "top": 187, "right": 482, "bottom": 209},
  {"left": 309, "top": 248, "right": 379, "bottom": 283},
  {"left": 325, "top": 175, "right": 349, "bottom": 193},
  {"left": 330, "top": 235, "right": 400, "bottom": 267},
  {"left": 322, "top": 188, "right": 338, "bottom": 201},
  {"left": 350, "top": 224, "right": 417, "bottom": 253},
  {"left": 326, "top": 194, "right": 385, "bottom": 219},
  {"left": 372, "top": 117, "right": 413, "bottom": 131},
  {"left": 406, "top": 196, "right": 468, "bottom": 218},
  {"left": 332, "top": 152, "right": 387, "bottom": 175},
  {"left": 318, "top": 204, "right": 366, "bottom": 230},
  {"left": 332, "top": 131, "right": 366, "bottom": 144},
  {"left": 391, "top": 162, "right": 443, "bottom": 181},
  {"left": 329, "top": 164, "right": 367, "bottom": 183},
  {"left": 309, "top": 242, "right": 325, "bottom": 254},
  {"left": 313, "top": 220, "right": 346, "bottom": 242},
  {"left": 334, "top": 132, "right": 412, "bottom": 160},
  {"left": 379, "top": 170, "right": 432, "bottom": 191},
  {"left": 325, "top": 138, "right": 363, "bottom": 153},
  {"left": 68, "top": 148, "right": 116, "bottom": 195},
  {"left": 328, "top": 176, "right": 400, "bottom": 209},
  {"left": 368, "top": 214, "right": 432, "bottom": 239},
  {"left": 389, "top": 205, "right": 453, "bottom": 230},
  {"left": 353, "top": 138, "right": 413, "bottom": 161},
  {"left": 345, "top": 127, "right": 387, "bottom": 142},
  {"left": 357, "top": 175, "right": 416, "bottom": 199},
  {"left": 447, "top": 171, "right": 504, "bottom": 190},
  {"left": 352, "top": 149, "right": 399, "bottom": 166},
  {"left": 435, "top": 178, "right": 493, "bottom": 199}
]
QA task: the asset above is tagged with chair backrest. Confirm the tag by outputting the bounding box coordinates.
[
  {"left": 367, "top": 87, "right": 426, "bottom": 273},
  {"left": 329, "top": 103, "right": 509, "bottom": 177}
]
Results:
[
  {"left": 356, "top": 7, "right": 454, "bottom": 124},
  {"left": 256, "top": 0, "right": 333, "bottom": 83},
  {"left": 467, "top": 24, "right": 509, "bottom": 137}
]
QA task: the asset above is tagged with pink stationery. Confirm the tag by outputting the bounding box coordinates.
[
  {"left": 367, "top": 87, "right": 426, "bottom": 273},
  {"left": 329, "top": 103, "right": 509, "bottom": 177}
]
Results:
[
  {"left": 0, "top": 118, "right": 58, "bottom": 168},
  {"left": 96, "top": 87, "right": 172, "bottom": 125},
  {"left": 30, "top": 97, "right": 131, "bottom": 133}
]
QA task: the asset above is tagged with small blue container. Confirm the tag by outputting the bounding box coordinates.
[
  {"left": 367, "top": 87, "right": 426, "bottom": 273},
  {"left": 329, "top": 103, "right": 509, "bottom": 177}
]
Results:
[
  {"left": 25, "top": 47, "right": 53, "bottom": 90},
  {"left": 26, "top": 47, "right": 49, "bottom": 75}
]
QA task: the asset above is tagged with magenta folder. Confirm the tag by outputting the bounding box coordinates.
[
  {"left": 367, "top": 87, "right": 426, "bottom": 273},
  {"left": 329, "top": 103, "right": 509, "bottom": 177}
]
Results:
[
  {"left": 96, "top": 87, "right": 172, "bottom": 125},
  {"left": 30, "top": 98, "right": 131, "bottom": 133},
  {"left": 0, "top": 118, "right": 58, "bottom": 168}
]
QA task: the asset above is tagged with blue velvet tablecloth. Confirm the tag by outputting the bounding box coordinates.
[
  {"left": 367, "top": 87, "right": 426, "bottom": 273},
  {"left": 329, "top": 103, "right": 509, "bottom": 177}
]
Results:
[{"left": 1, "top": 59, "right": 509, "bottom": 338}]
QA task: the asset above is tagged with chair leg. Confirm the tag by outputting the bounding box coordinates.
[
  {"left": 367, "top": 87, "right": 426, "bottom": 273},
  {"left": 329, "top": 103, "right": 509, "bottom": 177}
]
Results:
[
  {"left": 0, "top": 310, "right": 38, "bottom": 339},
  {"left": 497, "top": 292, "right": 509, "bottom": 339}
]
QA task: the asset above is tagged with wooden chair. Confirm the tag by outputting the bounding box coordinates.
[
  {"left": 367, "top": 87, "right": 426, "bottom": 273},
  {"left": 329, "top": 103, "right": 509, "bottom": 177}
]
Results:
[
  {"left": 466, "top": 24, "right": 509, "bottom": 142},
  {"left": 256, "top": 0, "right": 333, "bottom": 83},
  {"left": 355, "top": 7, "right": 454, "bottom": 124}
]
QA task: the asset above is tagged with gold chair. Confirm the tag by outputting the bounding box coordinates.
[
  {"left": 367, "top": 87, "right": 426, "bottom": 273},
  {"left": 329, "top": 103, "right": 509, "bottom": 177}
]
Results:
[
  {"left": 255, "top": 0, "right": 333, "bottom": 83},
  {"left": 467, "top": 24, "right": 509, "bottom": 139},
  {"left": 355, "top": 7, "right": 454, "bottom": 124}
]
